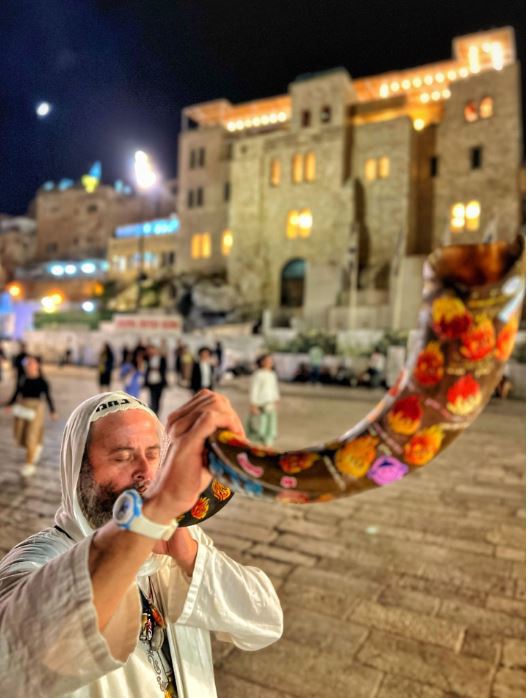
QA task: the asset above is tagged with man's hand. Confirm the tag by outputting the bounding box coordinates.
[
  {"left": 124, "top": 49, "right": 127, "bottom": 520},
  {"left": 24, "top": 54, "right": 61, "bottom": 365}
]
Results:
[{"left": 144, "top": 390, "right": 244, "bottom": 523}]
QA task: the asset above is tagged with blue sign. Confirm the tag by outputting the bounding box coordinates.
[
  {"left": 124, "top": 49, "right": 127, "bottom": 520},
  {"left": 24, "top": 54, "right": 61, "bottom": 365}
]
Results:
[{"left": 115, "top": 217, "right": 180, "bottom": 239}]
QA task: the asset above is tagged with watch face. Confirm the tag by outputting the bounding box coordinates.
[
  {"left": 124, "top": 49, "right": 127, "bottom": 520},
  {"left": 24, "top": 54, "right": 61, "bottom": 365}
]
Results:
[{"left": 114, "top": 493, "right": 134, "bottom": 525}]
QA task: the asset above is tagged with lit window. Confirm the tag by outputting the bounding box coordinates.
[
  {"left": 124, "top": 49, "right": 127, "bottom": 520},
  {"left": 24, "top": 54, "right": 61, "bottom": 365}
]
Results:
[
  {"left": 298, "top": 209, "right": 312, "bottom": 238},
  {"left": 221, "top": 229, "right": 234, "bottom": 256},
  {"left": 465, "top": 200, "right": 481, "bottom": 231},
  {"left": 378, "top": 157, "right": 390, "bottom": 179},
  {"left": 304, "top": 152, "right": 316, "bottom": 182},
  {"left": 292, "top": 154, "right": 303, "bottom": 184},
  {"left": 450, "top": 201, "right": 481, "bottom": 233},
  {"left": 191, "top": 233, "right": 211, "bottom": 259},
  {"left": 286, "top": 210, "right": 299, "bottom": 239},
  {"left": 464, "top": 101, "right": 479, "bottom": 123},
  {"left": 365, "top": 158, "right": 377, "bottom": 181},
  {"left": 479, "top": 96, "right": 493, "bottom": 119},
  {"left": 270, "top": 159, "right": 281, "bottom": 187},
  {"left": 286, "top": 209, "right": 312, "bottom": 239}
]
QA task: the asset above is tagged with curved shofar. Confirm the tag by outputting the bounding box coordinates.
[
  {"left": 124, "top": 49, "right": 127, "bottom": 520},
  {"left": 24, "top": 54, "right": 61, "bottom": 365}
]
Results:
[{"left": 176, "top": 237, "right": 525, "bottom": 525}]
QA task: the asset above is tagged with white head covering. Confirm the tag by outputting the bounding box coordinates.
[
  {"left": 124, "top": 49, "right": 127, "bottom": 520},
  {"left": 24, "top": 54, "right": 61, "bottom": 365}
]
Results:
[{"left": 54, "top": 391, "right": 166, "bottom": 576}]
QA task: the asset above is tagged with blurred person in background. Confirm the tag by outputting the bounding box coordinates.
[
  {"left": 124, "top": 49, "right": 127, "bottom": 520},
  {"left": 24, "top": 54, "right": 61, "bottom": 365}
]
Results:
[
  {"left": 97, "top": 343, "right": 115, "bottom": 391},
  {"left": 4, "top": 354, "right": 58, "bottom": 477},
  {"left": 190, "top": 347, "right": 215, "bottom": 395},
  {"left": 120, "top": 350, "right": 146, "bottom": 399},
  {"left": 246, "top": 353, "right": 280, "bottom": 446},
  {"left": 144, "top": 343, "right": 168, "bottom": 415}
]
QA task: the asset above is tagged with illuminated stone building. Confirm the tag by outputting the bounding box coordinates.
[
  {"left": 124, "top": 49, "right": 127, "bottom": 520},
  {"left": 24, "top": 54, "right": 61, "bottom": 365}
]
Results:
[
  {"left": 177, "top": 27, "right": 522, "bottom": 330},
  {"left": 35, "top": 181, "right": 176, "bottom": 263}
]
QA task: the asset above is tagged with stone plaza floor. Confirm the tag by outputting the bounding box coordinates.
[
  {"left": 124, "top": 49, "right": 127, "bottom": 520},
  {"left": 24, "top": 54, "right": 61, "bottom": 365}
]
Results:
[{"left": 0, "top": 366, "right": 524, "bottom": 697}]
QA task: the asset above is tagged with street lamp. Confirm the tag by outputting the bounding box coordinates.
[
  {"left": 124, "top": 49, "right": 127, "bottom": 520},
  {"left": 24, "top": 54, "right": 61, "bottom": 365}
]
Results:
[{"left": 133, "top": 150, "right": 159, "bottom": 310}]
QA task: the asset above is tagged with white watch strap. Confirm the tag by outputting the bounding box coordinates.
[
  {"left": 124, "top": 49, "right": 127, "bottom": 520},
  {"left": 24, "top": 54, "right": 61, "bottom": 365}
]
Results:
[{"left": 129, "top": 514, "right": 179, "bottom": 540}]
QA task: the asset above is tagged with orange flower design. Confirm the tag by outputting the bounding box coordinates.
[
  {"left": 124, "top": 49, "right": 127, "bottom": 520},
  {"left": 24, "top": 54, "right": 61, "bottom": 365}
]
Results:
[
  {"left": 496, "top": 318, "right": 518, "bottom": 362},
  {"left": 190, "top": 496, "right": 210, "bottom": 520},
  {"left": 460, "top": 315, "right": 496, "bottom": 361},
  {"left": 279, "top": 452, "right": 318, "bottom": 474},
  {"left": 414, "top": 342, "right": 444, "bottom": 387},
  {"left": 211, "top": 480, "right": 231, "bottom": 501},
  {"left": 446, "top": 375, "right": 482, "bottom": 416},
  {"left": 335, "top": 435, "right": 379, "bottom": 477},
  {"left": 217, "top": 430, "right": 249, "bottom": 448},
  {"left": 432, "top": 296, "right": 472, "bottom": 340},
  {"left": 403, "top": 426, "right": 444, "bottom": 466},
  {"left": 387, "top": 395, "right": 423, "bottom": 435}
]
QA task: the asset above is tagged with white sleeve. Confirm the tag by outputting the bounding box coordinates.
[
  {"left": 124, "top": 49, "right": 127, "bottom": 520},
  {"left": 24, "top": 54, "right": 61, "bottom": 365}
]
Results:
[
  {"left": 0, "top": 533, "right": 140, "bottom": 696},
  {"left": 171, "top": 527, "right": 283, "bottom": 651},
  {"left": 249, "top": 372, "right": 261, "bottom": 406}
]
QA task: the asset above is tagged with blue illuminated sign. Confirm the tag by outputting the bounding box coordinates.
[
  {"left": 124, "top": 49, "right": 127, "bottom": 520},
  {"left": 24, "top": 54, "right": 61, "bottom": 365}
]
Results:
[{"left": 115, "top": 217, "right": 180, "bottom": 239}]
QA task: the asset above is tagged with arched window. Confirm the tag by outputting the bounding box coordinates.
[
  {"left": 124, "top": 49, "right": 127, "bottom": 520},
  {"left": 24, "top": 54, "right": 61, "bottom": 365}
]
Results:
[
  {"left": 270, "top": 159, "right": 281, "bottom": 187},
  {"left": 286, "top": 210, "right": 299, "bottom": 239},
  {"left": 221, "top": 229, "right": 233, "bottom": 256},
  {"left": 292, "top": 154, "right": 303, "bottom": 184},
  {"left": 280, "top": 259, "right": 306, "bottom": 307}
]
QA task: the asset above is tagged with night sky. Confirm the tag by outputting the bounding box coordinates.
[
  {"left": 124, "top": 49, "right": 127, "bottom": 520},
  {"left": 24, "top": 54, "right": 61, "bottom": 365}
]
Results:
[{"left": 0, "top": 0, "right": 525, "bottom": 215}]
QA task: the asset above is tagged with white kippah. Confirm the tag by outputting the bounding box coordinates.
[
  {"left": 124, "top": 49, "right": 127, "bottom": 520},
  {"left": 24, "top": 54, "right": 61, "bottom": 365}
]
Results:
[{"left": 89, "top": 391, "right": 156, "bottom": 423}]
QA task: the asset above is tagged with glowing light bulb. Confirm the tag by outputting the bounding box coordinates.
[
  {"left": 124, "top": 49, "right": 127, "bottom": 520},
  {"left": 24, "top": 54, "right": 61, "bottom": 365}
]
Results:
[
  {"left": 435, "top": 72, "right": 445, "bottom": 83},
  {"left": 134, "top": 150, "right": 158, "bottom": 190},
  {"left": 424, "top": 75, "right": 434, "bottom": 85},
  {"left": 420, "top": 93, "right": 430, "bottom": 103},
  {"left": 412, "top": 77, "right": 422, "bottom": 88},
  {"left": 379, "top": 83, "right": 389, "bottom": 98},
  {"left": 36, "top": 102, "right": 51, "bottom": 118},
  {"left": 402, "top": 79, "right": 411, "bottom": 90},
  {"left": 447, "top": 70, "right": 457, "bottom": 80},
  {"left": 413, "top": 118, "right": 426, "bottom": 131}
]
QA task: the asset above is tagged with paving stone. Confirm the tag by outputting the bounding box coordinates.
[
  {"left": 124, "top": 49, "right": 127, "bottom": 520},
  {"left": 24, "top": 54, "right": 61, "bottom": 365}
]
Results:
[
  {"left": 357, "top": 630, "right": 495, "bottom": 698},
  {"left": 375, "top": 674, "right": 457, "bottom": 698},
  {"left": 378, "top": 586, "right": 441, "bottom": 615},
  {"left": 202, "top": 517, "right": 279, "bottom": 544},
  {"left": 348, "top": 600, "right": 464, "bottom": 650},
  {"left": 281, "top": 606, "right": 368, "bottom": 656},
  {"left": 491, "top": 668, "right": 526, "bottom": 698},
  {"left": 287, "top": 565, "right": 383, "bottom": 599},
  {"left": 279, "top": 581, "right": 357, "bottom": 618},
  {"left": 486, "top": 595, "right": 525, "bottom": 616},
  {"left": 501, "top": 639, "right": 525, "bottom": 668},
  {"left": 495, "top": 546, "right": 525, "bottom": 562},
  {"left": 222, "top": 638, "right": 383, "bottom": 698},
  {"left": 438, "top": 600, "right": 525, "bottom": 639},
  {"left": 460, "top": 629, "right": 501, "bottom": 662},
  {"left": 275, "top": 533, "right": 347, "bottom": 559},
  {"left": 250, "top": 543, "right": 317, "bottom": 567},
  {"left": 277, "top": 517, "right": 339, "bottom": 541},
  {"left": 204, "top": 532, "right": 253, "bottom": 552},
  {"left": 216, "top": 673, "right": 297, "bottom": 698},
  {"left": 486, "top": 525, "right": 526, "bottom": 548}
]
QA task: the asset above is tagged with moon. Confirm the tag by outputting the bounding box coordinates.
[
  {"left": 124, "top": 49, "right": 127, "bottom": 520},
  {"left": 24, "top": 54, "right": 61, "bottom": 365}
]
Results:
[{"left": 36, "top": 102, "right": 52, "bottom": 118}]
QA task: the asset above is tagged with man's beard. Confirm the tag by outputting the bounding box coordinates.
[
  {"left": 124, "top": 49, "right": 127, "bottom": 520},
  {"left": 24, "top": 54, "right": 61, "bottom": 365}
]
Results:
[{"left": 77, "top": 458, "right": 151, "bottom": 529}]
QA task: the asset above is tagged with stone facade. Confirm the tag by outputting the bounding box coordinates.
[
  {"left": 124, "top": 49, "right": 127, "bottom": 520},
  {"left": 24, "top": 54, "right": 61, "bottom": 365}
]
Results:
[
  {"left": 177, "top": 27, "right": 521, "bottom": 330},
  {"left": 35, "top": 185, "right": 175, "bottom": 262}
]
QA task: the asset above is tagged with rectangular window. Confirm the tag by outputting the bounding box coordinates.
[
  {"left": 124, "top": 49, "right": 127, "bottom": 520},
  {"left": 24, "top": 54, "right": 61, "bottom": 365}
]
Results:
[
  {"left": 365, "top": 158, "right": 377, "bottom": 181},
  {"left": 292, "top": 153, "right": 303, "bottom": 183},
  {"left": 470, "top": 146, "right": 482, "bottom": 170},
  {"left": 221, "top": 229, "right": 234, "bottom": 256},
  {"left": 46, "top": 242, "right": 58, "bottom": 254},
  {"left": 196, "top": 187, "right": 204, "bottom": 207},
  {"left": 378, "top": 157, "right": 390, "bottom": 179},
  {"left": 187, "top": 190, "right": 194, "bottom": 209},
  {"left": 198, "top": 147, "right": 206, "bottom": 167},
  {"left": 189, "top": 149, "right": 196, "bottom": 169},
  {"left": 87, "top": 204, "right": 98, "bottom": 213},
  {"left": 301, "top": 110, "right": 311, "bottom": 127},
  {"left": 450, "top": 201, "right": 481, "bottom": 232},
  {"left": 321, "top": 105, "right": 332, "bottom": 123},
  {"left": 223, "top": 181, "right": 231, "bottom": 201},
  {"left": 304, "top": 152, "right": 316, "bottom": 182},
  {"left": 191, "top": 232, "right": 212, "bottom": 259},
  {"left": 270, "top": 159, "right": 281, "bottom": 187},
  {"left": 430, "top": 156, "right": 438, "bottom": 178}
]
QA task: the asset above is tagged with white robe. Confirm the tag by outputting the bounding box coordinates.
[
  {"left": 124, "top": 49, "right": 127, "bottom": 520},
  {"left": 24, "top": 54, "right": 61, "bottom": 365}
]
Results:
[{"left": 0, "top": 391, "right": 283, "bottom": 697}]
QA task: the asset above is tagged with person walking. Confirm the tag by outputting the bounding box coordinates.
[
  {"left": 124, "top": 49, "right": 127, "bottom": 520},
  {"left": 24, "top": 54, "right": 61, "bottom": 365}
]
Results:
[
  {"left": 144, "top": 343, "right": 168, "bottom": 415},
  {"left": 5, "top": 354, "right": 58, "bottom": 477},
  {"left": 97, "top": 343, "right": 115, "bottom": 390},
  {"left": 120, "top": 350, "right": 145, "bottom": 399},
  {"left": 190, "top": 346, "right": 215, "bottom": 394},
  {"left": 246, "top": 353, "right": 280, "bottom": 446}
]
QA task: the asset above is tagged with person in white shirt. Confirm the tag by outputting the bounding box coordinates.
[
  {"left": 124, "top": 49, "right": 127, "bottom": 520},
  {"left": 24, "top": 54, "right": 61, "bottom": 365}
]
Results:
[
  {"left": 247, "top": 353, "right": 280, "bottom": 446},
  {"left": 0, "top": 390, "right": 283, "bottom": 697}
]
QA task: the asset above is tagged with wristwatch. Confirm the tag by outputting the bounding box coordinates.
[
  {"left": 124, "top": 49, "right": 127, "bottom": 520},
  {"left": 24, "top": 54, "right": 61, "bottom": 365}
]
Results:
[{"left": 112, "top": 489, "right": 179, "bottom": 540}]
